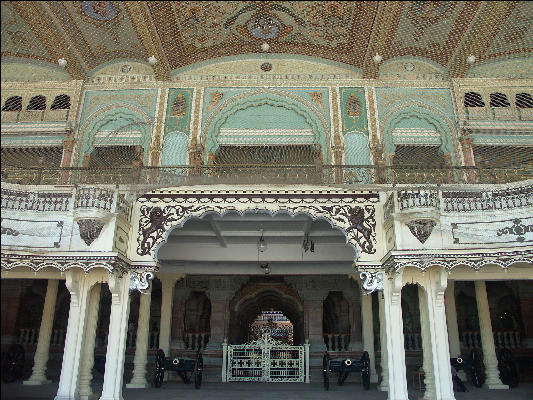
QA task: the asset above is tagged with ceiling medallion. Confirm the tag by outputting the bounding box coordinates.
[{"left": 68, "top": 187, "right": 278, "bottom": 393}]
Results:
[
  {"left": 121, "top": 64, "right": 132, "bottom": 73},
  {"left": 407, "top": 219, "right": 436, "bottom": 244},
  {"left": 260, "top": 62, "right": 273, "bottom": 72},
  {"left": 247, "top": 14, "right": 282, "bottom": 39},
  {"left": 81, "top": 1, "right": 118, "bottom": 21}
]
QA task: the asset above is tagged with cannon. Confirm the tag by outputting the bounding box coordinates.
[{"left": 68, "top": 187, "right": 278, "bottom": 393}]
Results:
[
  {"left": 1, "top": 344, "right": 25, "bottom": 383},
  {"left": 450, "top": 349, "right": 485, "bottom": 391},
  {"left": 498, "top": 348, "right": 518, "bottom": 388},
  {"left": 322, "top": 351, "right": 370, "bottom": 390},
  {"left": 153, "top": 348, "right": 203, "bottom": 389}
]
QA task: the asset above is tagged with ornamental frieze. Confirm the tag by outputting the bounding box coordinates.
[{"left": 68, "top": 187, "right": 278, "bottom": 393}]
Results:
[{"left": 136, "top": 190, "right": 379, "bottom": 257}]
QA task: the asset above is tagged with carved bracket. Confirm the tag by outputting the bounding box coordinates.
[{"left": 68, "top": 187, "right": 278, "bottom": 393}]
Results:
[
  {"left": 130, "top": 270, "right": 155, "bottom": 293},
  {"left": 77, "top": 219, "right": 105, "bottom": 246},
  {"left": 359, "top": 271, "right": 384, "bottom": 294},
  {"left": 407, "top": 219, "right": 436, "bottom": 244}
]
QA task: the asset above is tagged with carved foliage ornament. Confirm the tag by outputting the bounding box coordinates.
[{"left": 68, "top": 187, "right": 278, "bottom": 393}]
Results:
[
  {"left": 407, "top": 219, "right": 436, "bottom": 243},
  {"left": 136, "top": 196, "right": 377, "bottom": 256},
  {"left": 77, "top": 219, "right": 105, "bottom": 246}
]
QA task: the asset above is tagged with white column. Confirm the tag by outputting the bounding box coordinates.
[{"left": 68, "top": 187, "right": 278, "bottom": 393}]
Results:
[
  {"left": 127, "top": 288, "right": 152, "bottom": 388},
  {"left": 99, "top": 273, "right": 131, "bottom": 400},
  {"left": 425, "top": 269, "right": 455, "bottom": 400},
  {"left": 55, "top": 271, "right": 91, "bottom": 400},
  {"left": 445, "top": 281, "right": 461, "bottom": 358},
  {"left": 383, "top": 272, "right": 408, "bottom": 400},
  {"left": 159, "top": 276, "right": 177, "bottom": 355},
  {"left": 418, "top": 285, "right": 435, "bottom": 400},
  {"left": 361, "top": 291, "right": 378, "bottom": 383},
  {"left": 24, "top": 279, "right": 59, "bottom": 385},
  {"left": 378, "top": 291, "right": 388, "bottom": 391},
  {"left": 79, "top": 283, "right": 102, "bottom": 400},
  {"left": 475, "top": 281, "right": 508, "bottom": 389},
  {"left": 222, "top": 338, "right": 228, "bottom": 383}
]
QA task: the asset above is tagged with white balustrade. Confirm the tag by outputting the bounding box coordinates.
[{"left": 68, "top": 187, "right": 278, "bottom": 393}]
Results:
[{"left": 323, "top": 333, "right": 350, "bottom": 351}]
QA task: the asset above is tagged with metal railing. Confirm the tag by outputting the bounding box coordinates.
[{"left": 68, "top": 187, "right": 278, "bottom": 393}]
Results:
[{"left": 2, "top": 165, "right": 532, "bottom": 187}]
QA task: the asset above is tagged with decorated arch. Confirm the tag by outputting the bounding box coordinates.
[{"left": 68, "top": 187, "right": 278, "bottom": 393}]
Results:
[{"left": 201, "top": 89, "right": 331, "bottom": 164}]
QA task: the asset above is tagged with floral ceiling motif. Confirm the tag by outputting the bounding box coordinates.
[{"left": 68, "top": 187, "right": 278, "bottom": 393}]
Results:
[{"left": 1, "top": 1, "right": 531, "bottom": 79}]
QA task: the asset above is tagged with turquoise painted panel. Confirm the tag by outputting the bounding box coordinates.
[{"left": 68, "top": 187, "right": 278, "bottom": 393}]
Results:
[
  {"left": 223, "top": 104, "right": 311, "bottom": 130},
  {"left": 80, "top": 89, "right": 158, "bottom": 124},
  {"left": 375, "top": 88, "right": 455, "bottom": 119},
  {"left": 201, "top": 87, "right": 330, "bottom": 132},
  {"left": 165, "top": 88, "right": 194, "bottom": 136},
  {"left": 161, "top": 133, "right": 188, "bottom": 165},
  {"left": 340, "top": 88, "right": 367, "bottom": 135},
  {"left": 344, "top": 133, "right": 371, "bottom": 165},
  {"left": 395, "top": 116, "right": 435, "bottom": 130}
]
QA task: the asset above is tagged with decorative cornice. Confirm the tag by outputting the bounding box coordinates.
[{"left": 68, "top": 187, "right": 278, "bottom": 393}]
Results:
[
  {"left": 382, "top": 249, "right": 533, "bottom": 273},
  {"left": 0, "top": 254, "right": 129, "bottom": 275}
]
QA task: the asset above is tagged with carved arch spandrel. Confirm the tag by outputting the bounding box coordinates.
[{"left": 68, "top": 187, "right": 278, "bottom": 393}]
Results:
[{"left": 133, "top": 191, "right": 379, "bottom": 261}]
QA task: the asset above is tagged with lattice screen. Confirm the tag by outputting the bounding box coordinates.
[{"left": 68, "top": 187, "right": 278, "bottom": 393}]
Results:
[
  {"left": 473, "top": 146, "right": 533, "bottom": 168},
  {"left": 88, "top": 146, "right": 142, "bottom": 168},
  {"left": 213, "top": 145, "right": 318, "bottom": 165},
  {"left": 1, "top": 147, "right": 63, "bottom": 168},
  {"left": 392, "top": 145, "right": 447, "bottom": 167}
]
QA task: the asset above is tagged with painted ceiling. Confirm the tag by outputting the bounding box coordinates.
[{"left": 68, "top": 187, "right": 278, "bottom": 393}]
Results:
[{"left": 1, "top": 1, "right": 532, "bottom": 80}]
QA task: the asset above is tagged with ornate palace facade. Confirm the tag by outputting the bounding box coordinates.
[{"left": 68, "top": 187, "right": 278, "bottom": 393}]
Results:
[{"left": 1, "top": 2, "right": 533, "bottom": 400}]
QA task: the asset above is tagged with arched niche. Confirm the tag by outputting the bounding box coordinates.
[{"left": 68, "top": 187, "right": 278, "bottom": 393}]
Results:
[
  {"left": 381, "top": 103, "right": 459, "bottom": 166},
  {"left": 78, "top": 105, "right": 151, "bottom": 166},
  {"left": 201, "top": 90, "right": 331, "bottom": 164}
]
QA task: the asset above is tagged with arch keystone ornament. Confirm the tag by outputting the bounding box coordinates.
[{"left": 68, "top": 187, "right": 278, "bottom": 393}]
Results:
[{"left": 134, "top": 187, "right": 379, "bottom": 261}]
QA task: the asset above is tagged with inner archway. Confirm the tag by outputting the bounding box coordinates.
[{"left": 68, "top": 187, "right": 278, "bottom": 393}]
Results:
[{"left": 228, "top": 278, "right": 304, "bottom": 345}]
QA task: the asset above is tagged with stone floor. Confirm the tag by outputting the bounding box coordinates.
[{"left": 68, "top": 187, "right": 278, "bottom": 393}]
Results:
[{"left": 1, "top": 381, "right": 532, "bottom": 400}]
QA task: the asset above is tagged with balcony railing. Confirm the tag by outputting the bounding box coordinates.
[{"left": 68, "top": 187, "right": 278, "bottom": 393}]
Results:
[{"left": 2, "top": 165, "right": 532, "bottom": 187}]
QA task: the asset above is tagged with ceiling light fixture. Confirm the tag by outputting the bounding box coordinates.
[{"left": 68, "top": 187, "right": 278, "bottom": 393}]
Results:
[
  {"left": 373, "top": 53, "right": 382, "bottom": 64},
  {"left": 257, "top": 228, "right": 267, "bottom": 252},
  {"left": 148, "top": 55, "right": 158, "bottom": 65},
  {"left": 58, "top": 58, "right": 67, "bottom": 68},
  {"left": 261, "top": 42, "right": 270, "bottom": 52},
  {"left": 467, "top": 54, "right": 476, "bottom": 64},
  {"left": 260, "top": 263, "right": 270, "bottom": 275}
]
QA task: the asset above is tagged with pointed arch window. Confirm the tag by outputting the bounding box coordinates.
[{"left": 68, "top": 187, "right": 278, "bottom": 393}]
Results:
[
  {"left": 515, "top": 93, "right": 533, "bottom": 109},
  {"left": 50, "top": 94, "right": 71, "bottom": 110},
  {"left": 2, "top": 96, "right": 22, "bottom": 111},
  {"left": 27, "top": 95, "right": 46, "bottom": 110},
  {"left": 464, "top": 92, "right": 485, "bottom": 107},
  {"left": 490, "top": 92, "right": 510, "bottom": 108}
]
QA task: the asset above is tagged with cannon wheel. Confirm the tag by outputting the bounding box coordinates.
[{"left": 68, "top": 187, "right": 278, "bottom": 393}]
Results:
[
  {"left": 323, "top": 352, "right": 330, "bottom": 391},
  {"left": 361, "top": 351, "right": 370, "bottom": 390},
  {"left": 498, "top": 348, "right": 518, "bottom": 388},
  {"left": 153, "top": 349, "right": 165, "bottom": 388},
  {"left": 1, "top": 344, "right": 25, "bottom": 383},
  {"left": 194, "top": 351, "right": 203, "bottom": 389},
  {"left": 470, "top": 349, "right": 485, "bottom": 388}
]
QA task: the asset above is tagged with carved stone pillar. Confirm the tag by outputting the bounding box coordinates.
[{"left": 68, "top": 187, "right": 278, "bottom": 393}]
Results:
[
  {"left": 445, "top": 281, "right": 461, "bottom": 358},
  {"left": 159, "top": 276, "right": 178, "bottom": 355},
  {"left": 206, "top": 291, "right": 232, "bottom": 351},
  {"left": 99, "top": 273, "right": 131, "bottom": 400},
  {"left": 344, "top": 289, "right": 362, "bottom": 350},
  {"left": 171, "top": 289, "right": 189, "bottom": 349},
  {"left": 127, "top": 287, "right": 152, "bottom": 388},
  {"left": 78, "top": 284, "right": 102, "bottom": 400},
  {"left": 475, "top": 281, "right": 508, "bottom": 389},
  {"left": 424, "top": 269, "right": 456, "bottom": 400},
  {"left": 459, "top": 135, "right": 475, "bottom": 167},
  {"left": 418, "top": 285, "right": 435, "bottom": 400},
  {"left": 383, "top": 272, "right": 408, "bottom": 399},
  {"left": 24, "top": 279, "right": 59, "bottom": 385},
  {"left": 360, "top": 291, "right": 378, "bottom": 383},
  {"left": 55, "top": 271, "right": 91, "bottom": 400},
  {"left": 377, "top": 291, "right": 388, "bottom": 391},
  {"left": 302, "top": 290, "right": 328, "bottom": 352},
  {"left": 59, "top": 135, "right": 75, "bottom": 183}
]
